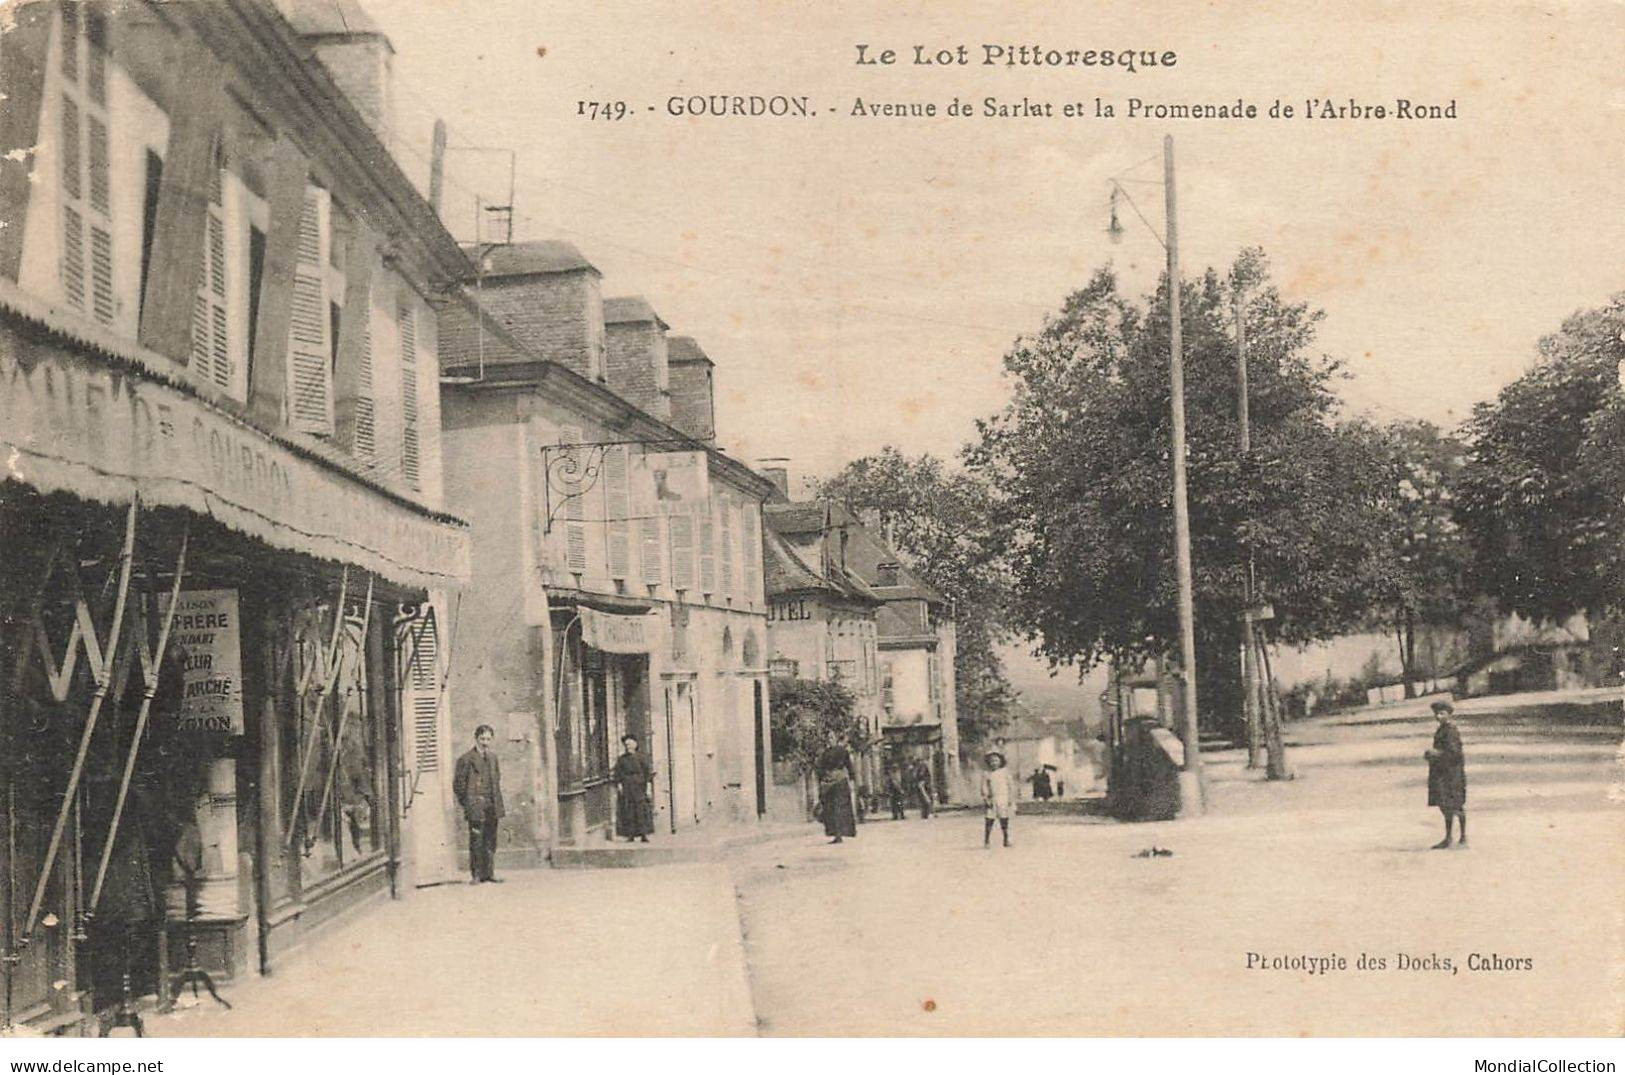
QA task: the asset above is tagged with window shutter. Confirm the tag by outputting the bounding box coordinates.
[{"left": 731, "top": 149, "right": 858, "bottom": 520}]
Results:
[
  {"left": 561, "top": 427, "right": 588, "bottom": 574},
  {"left": 640, "top": 516, "right": 662, "bottom": 585},
  {"left": 399, "top": 298, "right": 420, "bottom": 489},
  {"left": 720, "top": 498, "right": 734, "bottom": 598},
  {"left": 409, "top": 615, "right": 440, "bottom": 773},
  {"left": 604, "top": 446, "right": 630, "bottom": 579},
  {"left": 59, "top": 96, "right": 84, "bottom": 310},
  {"left": 669, "top": 513, "right": 694, "bottom": 591},
  {"left": 353, "top": 321, "right": 376, "bottom": 463},
  {"left": 85, "top": 7, "right": 106, "bottom": 105},
  {"left": 742, "top": 507, "right": 761, "bottom": 602},
  {"left": 86, "top": 114, "right": 108, "bottom": 215},
  {"left": 192, "top": 146, "right": 230, "bottom": 390},
  {"left": 699, "top": 506, "right": 716, "bottom": 594},
  {"left": 288, "top": 187, "right": 333, "bottom": 434},
  {"left": 60, "top": 5, "right": 78, "bottom": 82},
  {"left": 89, "top": 224, "right": 113, "bottom": 325}
]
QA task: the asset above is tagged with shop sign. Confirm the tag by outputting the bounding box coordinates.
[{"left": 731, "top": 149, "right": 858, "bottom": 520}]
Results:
[
  {"left": 632, "top": 451, "right": 709, "bottom": 515},
  {"left": 579, "top": 607, "right": 654, "bottom": 654},
  {"left": 160, "top": 589, "right": 244, "bottom": 734},
  {"left": 0, "top": 328, "right": 469, "bottom": 588}
]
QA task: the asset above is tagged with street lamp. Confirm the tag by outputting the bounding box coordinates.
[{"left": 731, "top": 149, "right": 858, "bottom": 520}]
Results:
[{"left": 1108, "top": 137, "right": 1206, "bottom": 813}]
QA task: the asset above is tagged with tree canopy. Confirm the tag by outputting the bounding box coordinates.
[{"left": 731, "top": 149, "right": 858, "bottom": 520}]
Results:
[
  {"left": 813, "top": 449, "right": 1017, "bottom": 751},
  {"left": 1455, "top": 293, "right": 1625, "bottom": 621},
  {"left": 966, "top": 250, "right": 1395, "bottom": 698}
]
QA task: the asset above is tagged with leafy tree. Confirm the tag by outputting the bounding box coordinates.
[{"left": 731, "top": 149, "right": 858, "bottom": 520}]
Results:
[
  {"left": 966, "top": 250, "right": 1394, "bottom": 733},
  {"left": 812, "top": 450, "right": 1017, "bottom": 753},
  {"left": 1455, "top": 294, "right": 1625, "bottom": 620},
  {"left": 1368, "top": 420, "right": 1474, "bottom": 695},
  {"left": 769, "top": 676, "right": 866, "bottom": 773}
]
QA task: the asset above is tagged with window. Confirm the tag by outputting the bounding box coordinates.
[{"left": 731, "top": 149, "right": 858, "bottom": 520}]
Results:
[
  {"left": 138, "top": 150, "right": 162, "bottom": 323},
  {"left": 245, "top": 225, "right": 266, "bottom": 379},
  {"left": 768, "top": 657, "right": 798, "bottom": 679},
  {"left": 882, "top": 661, "right": 895, "bottom": 713},
  {"left": 741, "top": 506, "right": 761, "bottom": 601},
  {"left": 639, "top": 516, "right": 662, "bottom": 586},
  {"left": 719, "top": 498, "right": 734, "bottom": 598}
]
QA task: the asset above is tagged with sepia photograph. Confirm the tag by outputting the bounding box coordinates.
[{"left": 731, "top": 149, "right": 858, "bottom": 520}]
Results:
[{"left": 0, "top": 0, "right": 1621, "bottom": 1059}]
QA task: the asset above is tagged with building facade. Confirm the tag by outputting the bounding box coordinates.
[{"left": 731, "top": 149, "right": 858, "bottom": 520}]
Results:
[
  {"left": 0, "top": 0, "right": 470, "bottom": 1032},
  {"left": 438, "top": 244, "right": 779, "bottom": 863},
  {"left": 760, "top": 506, "right": 885, "bottom": 811}
]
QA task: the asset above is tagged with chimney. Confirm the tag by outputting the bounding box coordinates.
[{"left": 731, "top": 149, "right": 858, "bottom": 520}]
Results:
[
  {"left": 463, "top": 241, "right": 605, "bottom": 379},
  {"left": 666, "top": 336, "right": 716, "bottom": 444},
  {"left": 279, "top": 0, "right": 396, "bottom": 137},
  {"left": 758, "top": 458, "right": 790, "bottom": 501},
  {"left": 603, "top": 296, "right": 671, "bottom": 419}
]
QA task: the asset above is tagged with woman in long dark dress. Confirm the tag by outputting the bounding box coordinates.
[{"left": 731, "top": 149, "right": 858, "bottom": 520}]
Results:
[
  {"left": 1425, "top": 699, "right": 1467, "bottom": 848},
  {"left": 816, "top": 743, "right": 857, "bottom": 843},
  {"left": 612, "top": 735, "right": 655, "bottom": 842}
]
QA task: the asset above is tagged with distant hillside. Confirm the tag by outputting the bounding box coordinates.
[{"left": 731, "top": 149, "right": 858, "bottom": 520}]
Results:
[{"left": 996, "top": 642, "right": 1110, "bottom": 727}]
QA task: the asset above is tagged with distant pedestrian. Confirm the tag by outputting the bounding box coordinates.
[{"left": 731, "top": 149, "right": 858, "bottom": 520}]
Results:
[
  {"left": 981, "top": 751, "right": 1015, "bottom": 847},
  {"left": 612, "top": 735, "right": 655, "bottom": 843},
  {"left": 912, "top": 760, "right": 934, "bottom": 819},
  {"left": 1028, "top": 767, "right": 1053, "bottom": 801},
  {"left": 884, "top": 769, "right": 907, "bottom": 820},
  {"left": 1055, "top": 777, "right": 1065, "bottom": 798},
  {"left": 816, "top": 742, "right": 858, "bottom": 844},
  {"left": 1425, "top": 699, "right": 1467, "bottom": 849},
  {"left": 453, "top": 725, "right": 505, "bottom": 883}
]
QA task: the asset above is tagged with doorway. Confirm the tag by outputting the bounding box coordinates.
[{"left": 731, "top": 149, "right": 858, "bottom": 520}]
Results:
[{"left": 752, "top": 679, "right": 766, "bottom": 817}]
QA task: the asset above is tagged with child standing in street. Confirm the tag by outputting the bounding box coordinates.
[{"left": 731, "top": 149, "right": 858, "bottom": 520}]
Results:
[{"left": 981, "top": 750, "right": 1015, "bottom": 847}]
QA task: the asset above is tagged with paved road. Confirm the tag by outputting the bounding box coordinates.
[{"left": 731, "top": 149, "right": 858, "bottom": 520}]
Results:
[{"left": 731, "top": 695, "right": 1624, "bottom": 1036}]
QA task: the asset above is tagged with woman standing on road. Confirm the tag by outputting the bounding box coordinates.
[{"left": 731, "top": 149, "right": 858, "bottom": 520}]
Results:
[
  {"left": 1425, "top": 699, "right": 1468, "bottom": 849},
  {"left": 816, "top": 742, "right": 858, "bottom": 844},
  {"left": 613, "top": 735, "right": 655, "bottom": 843},
  {"left": 981, "top": 750, "right": 1015, "bottom": 848}
]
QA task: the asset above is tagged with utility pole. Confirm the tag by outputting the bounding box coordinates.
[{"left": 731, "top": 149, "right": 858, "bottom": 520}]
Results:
[
  {"left": 1235, "top": 290, "right": 1263, "bottom": 769},
  {"left": 1164, "top": 136, "right": 1206, "bottom": 810}
]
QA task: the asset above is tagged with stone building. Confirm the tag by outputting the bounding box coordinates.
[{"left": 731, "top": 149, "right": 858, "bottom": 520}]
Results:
[
  {"left": 0, "top": 0, "right": 471, "bottom": 1029},
  {"left": 436, "top": 242, "right": 780, "bottom": 863}
]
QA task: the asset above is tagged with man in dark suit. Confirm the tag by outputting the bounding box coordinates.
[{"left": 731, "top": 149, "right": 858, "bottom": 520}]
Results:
[{"left": 453, "top": 725, "right": 505, "bottom": 883}]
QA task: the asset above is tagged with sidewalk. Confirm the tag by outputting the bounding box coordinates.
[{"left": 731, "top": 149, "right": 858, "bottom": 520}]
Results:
[{"left": 147, "top": 862, "right": 759, "bottom": 1036}]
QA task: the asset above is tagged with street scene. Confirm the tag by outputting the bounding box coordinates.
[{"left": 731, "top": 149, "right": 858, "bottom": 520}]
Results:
[{"left": 0, "top": 0, "right": 1622, "bottom": 1047}]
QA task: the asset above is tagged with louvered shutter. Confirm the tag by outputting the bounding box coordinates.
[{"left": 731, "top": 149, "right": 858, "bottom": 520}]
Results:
[
  {"left": 288, "top": 187, "right": 333, "bottom": 433},
  {"left": 353, "top": 320, "right": 376, "bottom": 463},
  {"left": 59, "top": 94, "right": 84, "bottom": 310},
  {"left": 604, "top": 446, "right": 630, "bottom": 579},
  {"left": 742, "top": 506, "right": 761, "bottom": 602},
  {"left": 720, "top": 497, "right": 735, "bottom": 598},
  {"left": 640, "top": 516, "right": 662, "bottom": 585},
  {"left": 60, "top": 4, "right": 78, "bottom": 82},
  {"left": 699, "top": 506, "right": 716, "bottom": 594},
  {"left": 669, "top": 513, "right": 694, "bottom": 591},
  {"left": 191, "top": 142, "right": 230, "bottom": 390},
  {"left": 561, "top": 427, "right": 588, "bottom": 574},
  {"left": 399, "top": 298, "right": 420, "bottom": 489},
  {"left": 409, "top": 614, "right": 440, "bottom": 773}
]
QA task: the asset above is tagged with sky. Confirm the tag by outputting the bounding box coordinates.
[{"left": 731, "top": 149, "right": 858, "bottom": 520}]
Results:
[{"left": 363, "top": 0, "right": 1625, "bottom": 488}]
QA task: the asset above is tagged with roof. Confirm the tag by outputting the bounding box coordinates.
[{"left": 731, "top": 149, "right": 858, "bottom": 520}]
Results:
[
  {"left": 469, "top": 240, "right": 599, "bottom": 278},
  {"left": 839, "top": 518, "right": 946, "bottom": 604},
  {"left": 764, "top": 501, "right": 857, "bottom": 536},
  {"left": 603, "top": 295, "right": 669, "bottom": 329},
  {"left": 667, "top": 336, "right": 714, "bottom": 366},
  {"left": 762, "top": 522, "right": 880, "bottom": 605},
  {"left": 278, "top": 0, "right": 389, "bottom": 41}
]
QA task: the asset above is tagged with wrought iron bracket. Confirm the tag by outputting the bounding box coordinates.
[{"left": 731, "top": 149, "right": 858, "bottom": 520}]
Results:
[{"left": 539, "top": 438, "right": 702, "bottom": 535}]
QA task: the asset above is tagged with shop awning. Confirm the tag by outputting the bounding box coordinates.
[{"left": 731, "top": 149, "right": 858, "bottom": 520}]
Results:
[{"left": 0, "top": 289, "right": 470, "bottom": 592}]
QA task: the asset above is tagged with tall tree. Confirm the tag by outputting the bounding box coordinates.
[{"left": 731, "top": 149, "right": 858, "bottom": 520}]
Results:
[
  {"left": 967, "top": 251, "right": 1393, "bottom": 732},
  {"left": 813, "top": 450, "right": 1017, "bottom": 753},
  {"left": 1368, "top": 420, "right": 1474, "bottom": 696},
  {"left": 1455, "top": 294, "right": 1625, "bottom": 620}
]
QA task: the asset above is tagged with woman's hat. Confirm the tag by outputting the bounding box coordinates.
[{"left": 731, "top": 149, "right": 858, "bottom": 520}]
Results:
[
  {"left": 984, "top": 750, "right": 1005, "bottom": 765},
  {"left": 1430, "top": 699, "right": 1455, "bottom": 714}
]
